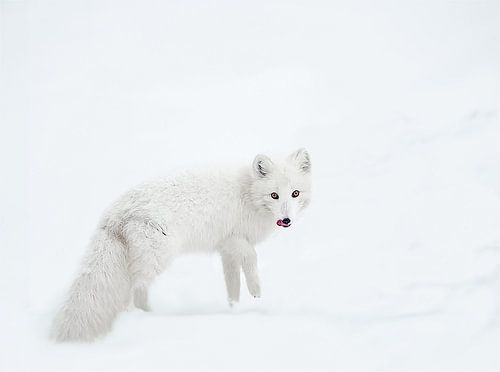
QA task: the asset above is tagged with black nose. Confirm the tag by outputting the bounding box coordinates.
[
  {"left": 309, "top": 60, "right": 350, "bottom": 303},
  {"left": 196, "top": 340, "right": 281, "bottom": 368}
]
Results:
[{"left": 282, "top": 218, "right": 291, "bottom": 225}]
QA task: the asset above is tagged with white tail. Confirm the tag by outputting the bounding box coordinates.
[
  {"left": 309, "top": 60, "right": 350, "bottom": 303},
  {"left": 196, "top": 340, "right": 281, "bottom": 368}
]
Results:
[{"left": 52, "top": 228, "right": 131, "bottom": 342}]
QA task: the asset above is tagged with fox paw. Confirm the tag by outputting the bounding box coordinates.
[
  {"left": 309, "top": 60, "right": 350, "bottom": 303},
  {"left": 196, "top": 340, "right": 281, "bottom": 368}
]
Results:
[{"left": 248, "top": 284, "right": 261, "bottom": 298}]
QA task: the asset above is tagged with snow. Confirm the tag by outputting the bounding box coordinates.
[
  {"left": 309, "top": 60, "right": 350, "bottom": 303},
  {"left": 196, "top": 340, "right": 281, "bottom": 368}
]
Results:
[{"left": 1, "top": 1, "right": 500, "bottom": 370}]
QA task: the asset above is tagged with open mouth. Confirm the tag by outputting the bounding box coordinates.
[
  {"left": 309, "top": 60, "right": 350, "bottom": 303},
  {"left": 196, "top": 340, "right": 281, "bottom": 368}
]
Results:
[{"left": 276, "top": 219, "right": 291, "bottom": 228}]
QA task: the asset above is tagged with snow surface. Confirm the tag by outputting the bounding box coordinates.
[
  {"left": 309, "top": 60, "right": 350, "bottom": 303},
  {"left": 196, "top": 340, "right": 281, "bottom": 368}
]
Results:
[{"left": 1, "top": 1, "right": 500, "bottom": 371}]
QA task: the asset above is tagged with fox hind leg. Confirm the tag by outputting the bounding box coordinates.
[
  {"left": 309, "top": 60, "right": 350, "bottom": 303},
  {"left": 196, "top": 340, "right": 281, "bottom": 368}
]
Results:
[
  {"left": 133, "top": 286, "right": 150, "bottom": 311},
  {"left": 124, "top": 219, "right": 172, "bottom": 311}
]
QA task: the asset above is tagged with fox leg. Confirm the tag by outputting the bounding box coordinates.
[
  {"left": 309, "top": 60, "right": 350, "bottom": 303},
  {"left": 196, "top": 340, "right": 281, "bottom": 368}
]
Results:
[
  {"left": 124, "top": 219, "right": 172, "bottom": 311},
  {"left": 221, "top": 251, "right": 241, "bottom": 306},
  {"left": 133, "top": 286, "right": 150, "bottom": 311},
  {"left": 219, "top": 238, "right": 260, "bottom": 305},
  {"left": 242, "top": 246, "right": 261, "bottom": 298}
]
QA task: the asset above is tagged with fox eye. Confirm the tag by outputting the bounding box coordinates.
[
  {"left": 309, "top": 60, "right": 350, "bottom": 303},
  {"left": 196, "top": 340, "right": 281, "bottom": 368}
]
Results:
[
  {"left": 292, "top": 190, "right": 300, "bottom": 198},
  {"left": 271, "top": 192, "right": 279, "bottom": 200}
]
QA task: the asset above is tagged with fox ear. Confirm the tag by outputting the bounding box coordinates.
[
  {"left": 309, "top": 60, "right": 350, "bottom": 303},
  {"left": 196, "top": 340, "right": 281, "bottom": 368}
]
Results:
[
  {"left": 289, "top": 148, "right": 311, "bottom": 173},
  {"left": 253, "top": 154, "right": 274, "bottom": 178}
]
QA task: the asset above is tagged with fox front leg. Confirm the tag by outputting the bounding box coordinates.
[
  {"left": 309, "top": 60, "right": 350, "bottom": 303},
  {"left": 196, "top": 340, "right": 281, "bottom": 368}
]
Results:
[
  {"left": 242, "top": 246, "right": 261, "bottom": 298},
  {"left": 219, "top": 238, "right": 261, "bottom": 306},
  {"left": 221, "top": 252, "right": 241, "bottom": 306}
]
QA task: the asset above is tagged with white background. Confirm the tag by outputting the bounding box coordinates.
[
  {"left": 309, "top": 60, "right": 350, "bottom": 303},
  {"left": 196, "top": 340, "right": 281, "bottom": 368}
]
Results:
[{"left": 1, "top": 1, "right": 500, "bottom": 371}]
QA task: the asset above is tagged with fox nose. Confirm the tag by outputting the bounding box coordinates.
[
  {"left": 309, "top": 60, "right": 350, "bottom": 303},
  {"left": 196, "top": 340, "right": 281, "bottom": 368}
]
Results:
[{"left": 282, "top": 218, "right": 291, "bottom": 225}]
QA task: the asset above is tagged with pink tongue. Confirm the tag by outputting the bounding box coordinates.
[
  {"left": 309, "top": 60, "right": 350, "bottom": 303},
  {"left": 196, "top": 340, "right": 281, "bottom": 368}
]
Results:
[{"left": 277, "top": 219, "right": 287, "bottom": 227}]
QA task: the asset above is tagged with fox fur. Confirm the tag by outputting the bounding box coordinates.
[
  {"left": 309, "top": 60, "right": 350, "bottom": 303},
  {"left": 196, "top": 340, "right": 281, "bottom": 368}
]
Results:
[{"left": 52, "top": 148, "right": 311, "bottom": 341}]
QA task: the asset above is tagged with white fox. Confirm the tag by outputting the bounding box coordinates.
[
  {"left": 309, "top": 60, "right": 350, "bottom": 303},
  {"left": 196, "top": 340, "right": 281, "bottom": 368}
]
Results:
[{"left": 52, "top": 148, "right": 311, "bottom": 341}]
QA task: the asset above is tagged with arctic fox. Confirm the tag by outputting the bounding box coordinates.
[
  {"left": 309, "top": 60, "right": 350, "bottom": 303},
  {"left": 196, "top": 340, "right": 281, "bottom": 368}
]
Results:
[{"left": 52, "top": 148, "right": 311, "bottom": 342}]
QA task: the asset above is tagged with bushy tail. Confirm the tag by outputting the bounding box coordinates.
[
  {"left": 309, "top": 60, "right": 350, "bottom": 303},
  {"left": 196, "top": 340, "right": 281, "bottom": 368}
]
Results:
[{"left": 52, "top": 228, "right": 130, "bottom": 342}]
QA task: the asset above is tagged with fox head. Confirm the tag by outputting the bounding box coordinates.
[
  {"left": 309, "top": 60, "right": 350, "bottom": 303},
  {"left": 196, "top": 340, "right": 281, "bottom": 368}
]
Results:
[{"left": 250, "top": 148, "right": 311, "bottom": 228}]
